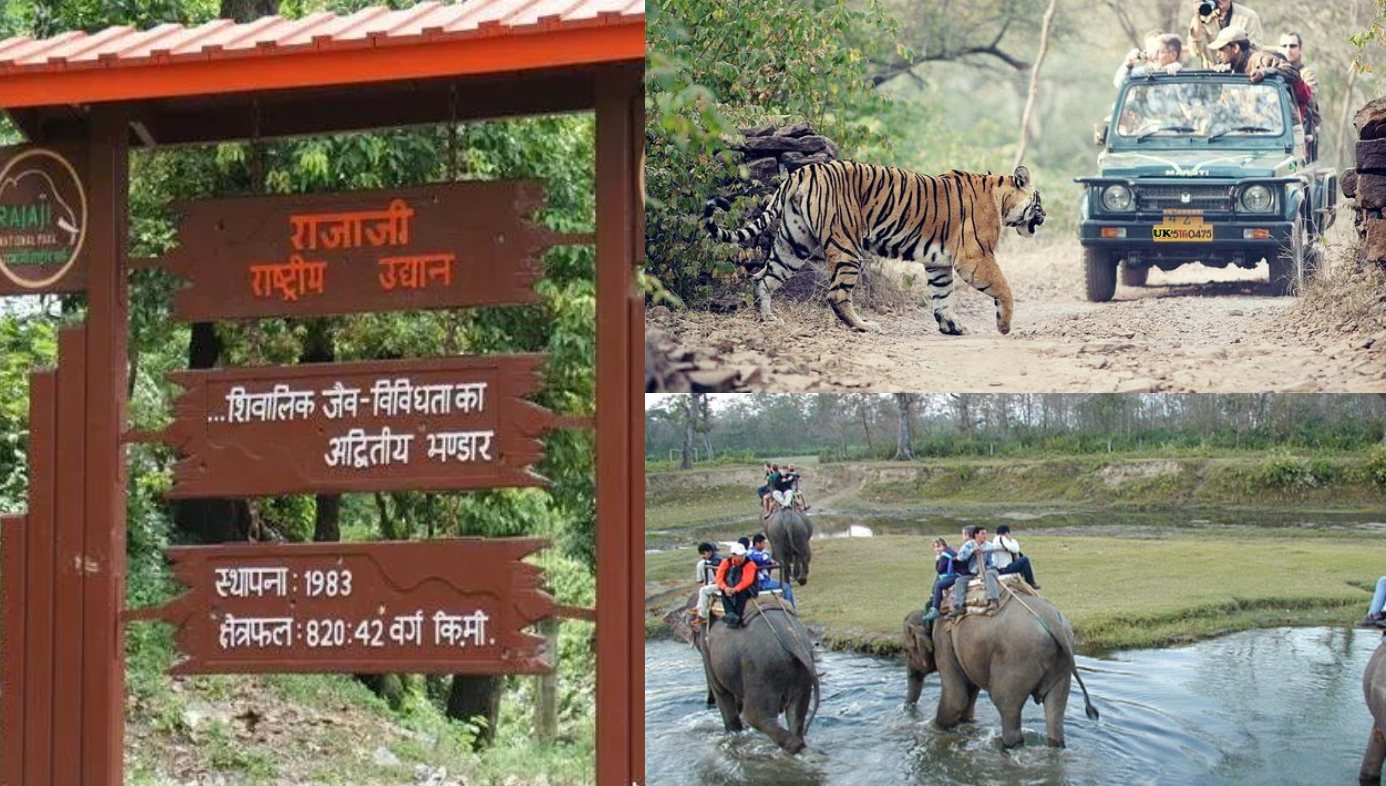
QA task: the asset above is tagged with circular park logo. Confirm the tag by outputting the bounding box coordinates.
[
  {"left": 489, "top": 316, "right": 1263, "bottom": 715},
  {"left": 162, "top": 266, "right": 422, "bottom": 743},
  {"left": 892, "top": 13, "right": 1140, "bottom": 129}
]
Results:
[{"left": 0, "top": 147, "right": 86, "bottom": 291}]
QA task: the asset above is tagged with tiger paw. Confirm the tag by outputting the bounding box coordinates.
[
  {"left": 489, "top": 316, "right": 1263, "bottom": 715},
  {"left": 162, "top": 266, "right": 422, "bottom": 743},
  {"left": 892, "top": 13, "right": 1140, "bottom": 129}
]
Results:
[
  {"left": 852, "top": 320, "right": 881, "bottom": 333},
  {"left": 937, "top": 322, "right": 968, "bottom": 336}
]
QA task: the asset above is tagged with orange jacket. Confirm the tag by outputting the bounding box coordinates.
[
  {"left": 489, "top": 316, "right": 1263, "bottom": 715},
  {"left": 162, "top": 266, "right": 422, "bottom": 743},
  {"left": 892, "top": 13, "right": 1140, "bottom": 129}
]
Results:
[{"left": 715, "top": 556, "right": 758, "bottom": 594}]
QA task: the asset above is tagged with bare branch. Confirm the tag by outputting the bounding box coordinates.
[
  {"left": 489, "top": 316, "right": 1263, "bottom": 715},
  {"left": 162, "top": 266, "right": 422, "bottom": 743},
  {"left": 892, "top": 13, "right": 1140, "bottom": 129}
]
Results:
[{"left": 872, "top": 44, "right": 1031, "bottom": 87}]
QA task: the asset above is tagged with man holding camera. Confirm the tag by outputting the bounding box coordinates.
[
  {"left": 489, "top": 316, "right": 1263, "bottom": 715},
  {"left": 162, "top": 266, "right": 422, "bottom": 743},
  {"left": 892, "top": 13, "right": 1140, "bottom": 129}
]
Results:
[
  {"left": 1189, "top": 0, "right": 1264, "bottom": 69},
  {"left": 1114, "top": 32, "right": 1184, "bottom": 88}
]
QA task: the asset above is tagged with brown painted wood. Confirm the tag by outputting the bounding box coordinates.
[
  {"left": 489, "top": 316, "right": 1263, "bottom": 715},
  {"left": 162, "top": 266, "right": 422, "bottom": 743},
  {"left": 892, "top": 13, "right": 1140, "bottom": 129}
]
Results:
[
  {"left": 81, "top": 105, "right": 129, "bottom": 786},
  {"left": 144, "top": 180, "right": 566, "bottom": 321},
  {"left": 1, "top": 514, "right": 28, "bottom": 786},
  {"left": 127, "top": 539, "right": 558, "bottom": 675},
  {"left": 148, "top": 354, "right": 584, "bottom": 498},
  {"left": 595, "top": 67, "right": 637, "bottom": 786},
  {"left": 22, "top": 370, "right": 55, "bottom": 786},
  {"left": 627, "top": 86, "right": 645, "bottom": 786},
  {"left": 52, "top": 326, "right": 87, "bottom": 786}
]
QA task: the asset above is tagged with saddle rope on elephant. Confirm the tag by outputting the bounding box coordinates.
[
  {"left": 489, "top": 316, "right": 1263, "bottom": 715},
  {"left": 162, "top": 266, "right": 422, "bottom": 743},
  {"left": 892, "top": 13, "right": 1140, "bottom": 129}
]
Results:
[
  {"left": 748, "top": 594, "right": 822, "bottom": 731},
  {"left": 997, "top": 581, "right": 1101, "bottom": 722}
]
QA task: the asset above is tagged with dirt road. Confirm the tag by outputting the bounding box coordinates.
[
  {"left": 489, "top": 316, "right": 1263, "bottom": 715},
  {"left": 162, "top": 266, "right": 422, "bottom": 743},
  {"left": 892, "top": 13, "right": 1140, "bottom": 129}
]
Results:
[{"left": 647, "top": 234, "right": 1386, "bottom": 392}]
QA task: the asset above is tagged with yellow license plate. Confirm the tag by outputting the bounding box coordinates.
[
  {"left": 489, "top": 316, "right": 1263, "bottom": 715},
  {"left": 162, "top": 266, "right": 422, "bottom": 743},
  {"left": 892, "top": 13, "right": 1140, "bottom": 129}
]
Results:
[{"left": 1153, "top": 215, "right": 1213, "bottom": 242}]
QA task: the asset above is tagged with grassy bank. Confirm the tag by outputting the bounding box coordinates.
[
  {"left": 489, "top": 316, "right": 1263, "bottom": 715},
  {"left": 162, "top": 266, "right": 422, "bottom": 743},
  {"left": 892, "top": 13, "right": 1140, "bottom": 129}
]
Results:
[{"left": 645, "top": 531, "right": 1386, "bottom": 654}]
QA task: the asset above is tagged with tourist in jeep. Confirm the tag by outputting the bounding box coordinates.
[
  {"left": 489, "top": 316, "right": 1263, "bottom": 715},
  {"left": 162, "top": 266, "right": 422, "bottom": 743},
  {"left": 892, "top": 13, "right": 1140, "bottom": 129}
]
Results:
[
  {"left": 1114, "top": 32, "right": 1184, "bottom": 87},
  {"left": 1189, "top": 0, "right": 1264, "bottom": 68}
]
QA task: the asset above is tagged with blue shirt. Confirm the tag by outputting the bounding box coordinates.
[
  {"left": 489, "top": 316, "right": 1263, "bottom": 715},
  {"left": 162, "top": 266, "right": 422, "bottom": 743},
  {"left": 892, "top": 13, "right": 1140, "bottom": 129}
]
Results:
[
  {"left": 954, "top": 540, "right": 998, "bottom": 573},
  {"left": 748, "top": 548, "right": 774, "bottom": 585}
]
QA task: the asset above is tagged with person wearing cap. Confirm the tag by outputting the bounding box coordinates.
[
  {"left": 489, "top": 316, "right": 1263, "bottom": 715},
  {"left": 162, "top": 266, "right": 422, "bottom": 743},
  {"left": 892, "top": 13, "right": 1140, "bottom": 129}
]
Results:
[
  {"left": 748, "top": 532, "right": 796, "bottom": 607},
  {"left": 991, "top": 524, "right": 1040, "bottom": 590},
  {"left": 1209, "top": 25, "right": 1312, "bottom": 161},
  {"left": 1189, "top": 0, "right": 1264, "bottom": 69},
  {"left": 714, "top": 542, "right": 760, "bottom": 629}
]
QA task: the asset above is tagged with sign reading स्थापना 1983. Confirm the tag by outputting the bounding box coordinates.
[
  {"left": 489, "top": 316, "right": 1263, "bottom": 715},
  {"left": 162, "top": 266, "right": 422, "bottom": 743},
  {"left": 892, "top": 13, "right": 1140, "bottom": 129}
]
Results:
[
  {"left": 0, "top": 145, "right": 88, "bottom": 295},
  {"left": 146, "top": 180, "right": 572, "bottom": 320},
  {"left": 126, "top": 539, "right": 557, "bottom": 675}
]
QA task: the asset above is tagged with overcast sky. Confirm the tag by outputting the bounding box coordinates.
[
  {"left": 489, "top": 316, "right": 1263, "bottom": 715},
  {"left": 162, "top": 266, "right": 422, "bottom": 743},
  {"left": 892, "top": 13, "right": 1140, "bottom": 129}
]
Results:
[{"left": 644, "top": 393, "right": 749, "bottom": 411}]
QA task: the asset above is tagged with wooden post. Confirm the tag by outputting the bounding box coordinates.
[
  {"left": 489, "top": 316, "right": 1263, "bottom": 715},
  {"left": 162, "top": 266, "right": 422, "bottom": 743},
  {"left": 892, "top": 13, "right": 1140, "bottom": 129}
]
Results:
[
  {"left": 23, "top": 370, "right": 55, "bottom": 786},
  {"left": 82, "top": 103, "right": 130, "bottom": 786},
  {"left": 627, "top": 84, "right": 645, "bottom": 786},
  {"left": 1, "top": 514, "right": 28, "bottom": 786},
  {"left": 535, "top": 618, "right": 559, "bottom": 742},
  {"left": 53, "top": 326, "right": 88, "bottom": 786},
  {"left": 595, "top": 64, "right": 638, "bottom": 786}
]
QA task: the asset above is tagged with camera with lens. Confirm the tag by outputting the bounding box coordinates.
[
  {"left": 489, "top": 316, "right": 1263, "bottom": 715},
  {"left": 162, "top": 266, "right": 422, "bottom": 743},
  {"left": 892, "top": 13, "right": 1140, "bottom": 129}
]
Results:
[{"left": 1197, "top": 0, "right": 1216, "bottom": 18}]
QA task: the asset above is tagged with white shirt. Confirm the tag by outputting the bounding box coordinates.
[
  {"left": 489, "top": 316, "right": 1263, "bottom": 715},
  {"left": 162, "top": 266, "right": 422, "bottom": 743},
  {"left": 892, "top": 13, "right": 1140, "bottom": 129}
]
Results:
[{"left": 992, "top": 534, "right": 1022, "bottom": 569}]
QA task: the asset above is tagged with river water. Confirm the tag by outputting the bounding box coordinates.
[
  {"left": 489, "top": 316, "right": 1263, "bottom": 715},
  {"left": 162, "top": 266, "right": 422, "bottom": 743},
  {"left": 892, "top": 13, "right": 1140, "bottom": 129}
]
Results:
[{"left": 645, "top": 626, "right": 1381, "bottom": 786}]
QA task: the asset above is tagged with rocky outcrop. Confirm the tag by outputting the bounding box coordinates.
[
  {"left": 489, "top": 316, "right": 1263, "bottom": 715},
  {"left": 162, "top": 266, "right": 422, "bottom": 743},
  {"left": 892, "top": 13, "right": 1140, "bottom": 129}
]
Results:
[
  {"left": 734, "top": 121, "right": 842, "bottom": 185},
  {"left": 1345, "top": 96, "right": 1386, "bottom": 262}
]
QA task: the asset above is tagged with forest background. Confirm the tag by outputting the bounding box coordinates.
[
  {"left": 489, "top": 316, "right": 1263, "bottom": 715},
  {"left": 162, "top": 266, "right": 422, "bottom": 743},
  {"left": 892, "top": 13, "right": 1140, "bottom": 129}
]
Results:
[
  {"left": 0, "top": 1, "right": 599, "bottom": 784},
  {"left": 647, "top": 0, "right": 1386, "bottom": 305}
]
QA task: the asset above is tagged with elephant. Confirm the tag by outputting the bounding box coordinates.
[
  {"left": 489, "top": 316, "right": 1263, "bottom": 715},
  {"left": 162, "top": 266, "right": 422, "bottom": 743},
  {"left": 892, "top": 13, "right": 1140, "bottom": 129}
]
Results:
[
  {"left": 1360, "top": 634, "right": 1386, "bottom": 784},
  {"left": 765, "top": 508, "right": 813, "bottom": 586},
  {"left": 902, "top": 592, "right": 1098, "bottom": 748},
  {"left": 666, "top": 594, "right": 820, "bottom": 753}
]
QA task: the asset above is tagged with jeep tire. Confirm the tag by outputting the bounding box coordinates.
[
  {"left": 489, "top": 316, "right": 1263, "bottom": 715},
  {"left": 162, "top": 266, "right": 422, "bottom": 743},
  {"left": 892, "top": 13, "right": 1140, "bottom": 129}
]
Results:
[
  {"left": 1085, "top": 247, "right": 1118, "bottom": 302},
  {"left": 1119, "top": 261, "right": 1149, "bottom": 287}
]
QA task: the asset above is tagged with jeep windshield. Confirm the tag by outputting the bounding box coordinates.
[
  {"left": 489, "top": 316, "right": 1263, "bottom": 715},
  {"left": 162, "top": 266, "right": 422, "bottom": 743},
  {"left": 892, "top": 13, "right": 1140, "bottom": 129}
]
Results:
[{"left": 1115, "top": 81, "right": 1286, "bottom": 142}]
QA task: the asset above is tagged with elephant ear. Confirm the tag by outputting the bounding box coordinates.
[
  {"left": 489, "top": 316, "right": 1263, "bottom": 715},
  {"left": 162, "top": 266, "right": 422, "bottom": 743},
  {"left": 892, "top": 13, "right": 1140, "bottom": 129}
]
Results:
[
  {"left": 907, "top": 622, "right": 932, "bottom": 653},
  {"left": 663, "top": 607, "right": 695, "bottom": 644}
]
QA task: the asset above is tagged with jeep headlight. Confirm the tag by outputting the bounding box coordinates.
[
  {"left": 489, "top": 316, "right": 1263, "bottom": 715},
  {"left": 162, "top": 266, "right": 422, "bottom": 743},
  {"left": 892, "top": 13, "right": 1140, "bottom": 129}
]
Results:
[
  {"left": 1239, "top": 185, "right": 1274, "bottom": 213},
  {"left": 1101, "top": 184, "right": 1133, "bottom": 212}
]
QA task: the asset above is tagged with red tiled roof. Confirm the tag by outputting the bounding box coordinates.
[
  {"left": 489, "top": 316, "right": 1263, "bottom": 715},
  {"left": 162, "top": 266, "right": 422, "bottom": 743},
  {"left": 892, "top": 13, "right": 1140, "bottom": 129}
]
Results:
[{"left": 0, "top": 0, "right": 644, "bottom": 108}]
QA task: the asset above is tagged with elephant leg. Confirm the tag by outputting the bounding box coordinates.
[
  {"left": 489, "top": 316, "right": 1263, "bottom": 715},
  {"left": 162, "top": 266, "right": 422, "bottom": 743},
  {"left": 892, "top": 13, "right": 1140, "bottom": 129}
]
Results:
[
  {"left": 994, "top": 691, "right": 1027, "bottom": 749},
  {"left": 906, "top": 667, "right": 925, "bottom": 706},
  {"left": 705, "top": 688, "right": 716, "bottom": 708},
  {"left": 1044, "top": 677, "right": 1072, "bottom": 748},
  {"left": 935, "top": 681, "right": 972, "bottom": 729},
  {"left": 1361, "top": 725, "right": 1386, "bottom": 785},
  {"left": 742, "top": 689, "right": 805, "bottom": 754},
  {"left": 710, "top": 684, "right": 743, "bottom": 733},
  {"left": 787, "top": 681, "right": 812, "bottom": 738},
  {"left": 962, "top": 684, "right": 981, "bottom": 724}
]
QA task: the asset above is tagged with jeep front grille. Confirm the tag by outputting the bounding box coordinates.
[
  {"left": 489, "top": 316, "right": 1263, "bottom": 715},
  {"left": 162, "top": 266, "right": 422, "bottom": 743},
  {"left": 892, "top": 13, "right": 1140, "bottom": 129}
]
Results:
[{"left": 1136, "top": 185, "right": 1233, "bottom": 212}]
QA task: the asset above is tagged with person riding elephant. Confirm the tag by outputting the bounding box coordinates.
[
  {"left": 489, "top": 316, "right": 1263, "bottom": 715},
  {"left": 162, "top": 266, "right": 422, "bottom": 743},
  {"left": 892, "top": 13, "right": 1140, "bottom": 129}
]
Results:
[
  {"left": 665, "top": 595, "right": 820, "bottom": 753},
  {"left": 1361, "top": 634, "right": 1386, "bottom": 784},
  {"left": 714, "top": 542, "right": 759, "bottom": 628},
  {"left": 765, "top": 507, "right": 813, "bottom": 586},
  {"left": 901, "top": 592, "right": 1098, "bottom": 748}
]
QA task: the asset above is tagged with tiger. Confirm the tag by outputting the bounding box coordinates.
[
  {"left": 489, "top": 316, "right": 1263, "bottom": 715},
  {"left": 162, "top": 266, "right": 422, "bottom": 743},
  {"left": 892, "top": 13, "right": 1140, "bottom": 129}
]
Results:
[{"left": 704, "top": 160, "right": 1045, "bottom": 335}]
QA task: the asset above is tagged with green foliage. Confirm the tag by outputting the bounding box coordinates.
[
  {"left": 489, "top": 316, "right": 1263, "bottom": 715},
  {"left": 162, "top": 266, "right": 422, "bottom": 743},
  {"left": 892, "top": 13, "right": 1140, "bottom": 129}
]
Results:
[
  {"left": 0, "top": 312, "right": 56, "bottom": 512},
  {"left": 646, "top": 0, "right": 901, "bottom": 303},
  {"left": 1364, "top": 444, "right": 1386, "bottom": 486},
  {"left": 1256, "top": 450, "right": 1319, "bottom": 489}
]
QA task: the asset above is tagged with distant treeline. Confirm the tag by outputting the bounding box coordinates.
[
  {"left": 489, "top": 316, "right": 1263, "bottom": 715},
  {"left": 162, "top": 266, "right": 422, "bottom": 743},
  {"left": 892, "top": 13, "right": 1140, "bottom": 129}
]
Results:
[{"left": 645, "top": 393, "right": 1386, "bottom": 462}]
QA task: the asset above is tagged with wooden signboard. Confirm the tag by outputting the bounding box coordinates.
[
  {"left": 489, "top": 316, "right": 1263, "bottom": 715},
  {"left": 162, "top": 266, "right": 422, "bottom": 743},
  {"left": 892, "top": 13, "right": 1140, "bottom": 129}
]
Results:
[
  {"left": 0, "top": 145, "right": 87, "bottom": 295},
  {"left": 140, "top": 354, "right": 583, "bottom": 498},
  {"left": 126, "top": 539, "right": 555, "bottom": 674},
  {"left": 143, "top": 180, "right": 576, "bottom": 320}
]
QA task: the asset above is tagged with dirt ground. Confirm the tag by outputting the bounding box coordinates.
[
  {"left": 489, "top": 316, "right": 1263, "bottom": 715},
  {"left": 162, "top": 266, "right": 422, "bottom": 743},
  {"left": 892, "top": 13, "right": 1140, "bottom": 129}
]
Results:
[{"left": 647, "top": 232, "right": 1386, "bottom": 392}]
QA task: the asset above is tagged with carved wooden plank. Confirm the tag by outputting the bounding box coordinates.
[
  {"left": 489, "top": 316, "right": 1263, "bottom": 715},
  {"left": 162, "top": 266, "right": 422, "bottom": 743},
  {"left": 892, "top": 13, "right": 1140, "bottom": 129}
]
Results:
[
  {"left": 141, "top": 180, "right": 584, "bottom": 320},
  {"left": 144, "top": 354, "right": 584, "bottom": 498},
  {"left": 127, "top": 539, "right": 556, "bottom": 675}
]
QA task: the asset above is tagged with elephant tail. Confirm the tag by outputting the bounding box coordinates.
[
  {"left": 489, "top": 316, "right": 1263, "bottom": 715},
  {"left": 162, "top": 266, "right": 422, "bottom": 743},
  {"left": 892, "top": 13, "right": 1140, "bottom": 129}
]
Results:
[{"left": 1072, "top": 666, "right": 1099, "bottom": 721}]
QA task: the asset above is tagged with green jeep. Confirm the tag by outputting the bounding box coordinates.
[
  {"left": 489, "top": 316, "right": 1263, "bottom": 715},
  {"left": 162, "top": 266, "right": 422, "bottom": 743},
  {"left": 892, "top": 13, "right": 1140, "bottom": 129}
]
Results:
[{"left": 1077, "top": 71, "right": 1337, "bottom": 300}]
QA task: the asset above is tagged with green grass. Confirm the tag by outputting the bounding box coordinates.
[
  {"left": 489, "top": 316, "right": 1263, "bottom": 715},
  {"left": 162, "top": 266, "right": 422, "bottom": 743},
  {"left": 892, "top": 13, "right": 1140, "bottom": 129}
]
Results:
[{"left": 646, "top": 531, "right": 1386, "bottom": 653}]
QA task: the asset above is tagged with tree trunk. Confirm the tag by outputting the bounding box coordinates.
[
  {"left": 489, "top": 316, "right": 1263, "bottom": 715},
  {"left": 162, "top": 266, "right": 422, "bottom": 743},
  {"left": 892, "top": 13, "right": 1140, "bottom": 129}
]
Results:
[
  {"left": 680, "top": 396, "right": 695, "bottom": 470},
  {"left": 859, "top": 402, "right": 873, "bottom": 452},
  {"left": 892, "top": 393, "right": 914, "bottom": 461},
  {"left": 302, "top": 319, "right": 340, "bottom": 542},
  {"left": 1014, "top": 0, "right": 1059, "bottom": 169},
  {"left": 173, "top": 323, "right": 253, "bottom": 543},
  {"left": 447, "top": 675, "right": 503, "bottom": 750}
]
